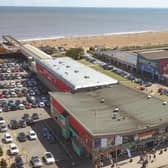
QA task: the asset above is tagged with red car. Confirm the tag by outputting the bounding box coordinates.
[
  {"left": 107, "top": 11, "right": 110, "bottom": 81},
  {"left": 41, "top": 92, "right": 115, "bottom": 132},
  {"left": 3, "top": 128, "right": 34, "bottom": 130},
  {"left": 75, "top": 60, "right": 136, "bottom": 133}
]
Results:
[
  {"left": 0, "top": 94, "right": 4, "bottom": 99},
  {"left": 25, "top": 103, "right": 32, "bottom": 109},
  {"left": 17, "top": 92, "right": 24, "bottom": 97}
]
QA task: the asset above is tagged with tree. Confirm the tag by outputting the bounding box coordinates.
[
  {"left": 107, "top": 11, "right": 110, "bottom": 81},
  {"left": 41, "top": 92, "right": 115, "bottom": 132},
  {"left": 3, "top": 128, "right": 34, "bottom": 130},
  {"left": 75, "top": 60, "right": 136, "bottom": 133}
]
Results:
[
  {"left": 0, "top": 159, "right": 7, "bottom": 168},
  {"left": 0, "top": 147, "right": 3, "bottom": 157},
  {"left": 66, "top": 48, "right": 84, "bottom": 60}
]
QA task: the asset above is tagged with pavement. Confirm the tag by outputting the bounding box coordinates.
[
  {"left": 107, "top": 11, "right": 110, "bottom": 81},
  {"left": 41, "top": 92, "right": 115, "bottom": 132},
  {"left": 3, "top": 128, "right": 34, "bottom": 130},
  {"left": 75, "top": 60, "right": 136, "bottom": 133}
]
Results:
[{"left": 104, "top": 149, "right": 168, "bottom": 168}]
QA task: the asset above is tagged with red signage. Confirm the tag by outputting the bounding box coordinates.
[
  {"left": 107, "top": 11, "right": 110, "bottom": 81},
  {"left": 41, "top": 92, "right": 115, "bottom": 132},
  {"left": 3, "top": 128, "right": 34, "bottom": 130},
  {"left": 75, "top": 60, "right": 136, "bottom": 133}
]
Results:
[
  {"left": 52, "top": 98, "right": 65, "bottom": 113},
  {"left": 36, "top": 63, "right": 72, "bottom": 92},
  {"left": 69, "top": 115, "right": 92, "bottom": 153},
  {"left": 139, "top": 131, "right": 154, "bottom": 140},
  {"left": 160, "top": 59, "right": 168, "bottom": 75}
]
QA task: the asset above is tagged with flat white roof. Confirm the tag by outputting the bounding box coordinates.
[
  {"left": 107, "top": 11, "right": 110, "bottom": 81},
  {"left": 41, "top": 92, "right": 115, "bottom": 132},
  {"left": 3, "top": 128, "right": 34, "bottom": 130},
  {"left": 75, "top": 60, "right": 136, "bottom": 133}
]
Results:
[
  {"left": 21, "top": 44, "right": 52, "bottom": 60},
  {"left": 38, "top": 57, "right": 118, "bottom": 90}
]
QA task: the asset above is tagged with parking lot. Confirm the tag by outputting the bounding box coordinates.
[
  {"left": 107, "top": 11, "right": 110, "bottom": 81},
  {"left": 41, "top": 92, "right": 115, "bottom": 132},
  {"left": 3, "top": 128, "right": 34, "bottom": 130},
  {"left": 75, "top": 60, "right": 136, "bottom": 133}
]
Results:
[
  {"left": 0, "top": 58, "right": 71, "bottom": 168},
  {"left": 84, "top": 55, "right": 168, "bottom": 101}
]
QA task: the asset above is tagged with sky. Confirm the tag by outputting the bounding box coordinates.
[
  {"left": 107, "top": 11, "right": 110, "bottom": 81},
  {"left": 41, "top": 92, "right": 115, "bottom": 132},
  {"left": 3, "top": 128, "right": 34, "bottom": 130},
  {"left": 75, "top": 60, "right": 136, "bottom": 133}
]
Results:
[{"left": 0, "top": 0, "right": 168, "bottom": 8}]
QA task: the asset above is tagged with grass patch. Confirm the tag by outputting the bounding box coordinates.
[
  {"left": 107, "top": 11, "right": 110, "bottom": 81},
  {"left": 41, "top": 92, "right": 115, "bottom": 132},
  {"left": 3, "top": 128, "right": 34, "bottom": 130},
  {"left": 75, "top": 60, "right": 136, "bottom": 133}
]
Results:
[{"left": 51, "top": 52, "right": 65, "bottom": 57}]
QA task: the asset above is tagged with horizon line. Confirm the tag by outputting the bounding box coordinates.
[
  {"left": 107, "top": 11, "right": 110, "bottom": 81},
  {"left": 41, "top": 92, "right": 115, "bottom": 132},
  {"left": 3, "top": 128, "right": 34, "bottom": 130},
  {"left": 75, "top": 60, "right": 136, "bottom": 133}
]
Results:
[{"left": 0, "top": 6, "right": 168, "bottom": 9}]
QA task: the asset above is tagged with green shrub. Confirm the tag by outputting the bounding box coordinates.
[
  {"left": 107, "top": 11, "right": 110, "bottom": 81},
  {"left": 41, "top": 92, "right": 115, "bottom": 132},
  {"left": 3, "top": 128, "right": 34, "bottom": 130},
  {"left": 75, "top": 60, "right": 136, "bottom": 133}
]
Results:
[
  {"left": 0, "top": 147, "right": 3, "bottom": 157},
  {"left": 10, "top": 163, "right": 15, "bottom": 168},
  {"left": 66, "top": 48, "right": 84, "bottom": 60},
  {"left": 0, "top": 158, "right": 7, "bottom": 168}
]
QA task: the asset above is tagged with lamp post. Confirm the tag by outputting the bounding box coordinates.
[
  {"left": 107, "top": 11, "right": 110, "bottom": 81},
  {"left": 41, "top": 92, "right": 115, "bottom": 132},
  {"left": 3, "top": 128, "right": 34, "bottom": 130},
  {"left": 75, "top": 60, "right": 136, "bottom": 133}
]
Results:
[{"left": 115, "top": 145, "right": 118, "bottom": 168}]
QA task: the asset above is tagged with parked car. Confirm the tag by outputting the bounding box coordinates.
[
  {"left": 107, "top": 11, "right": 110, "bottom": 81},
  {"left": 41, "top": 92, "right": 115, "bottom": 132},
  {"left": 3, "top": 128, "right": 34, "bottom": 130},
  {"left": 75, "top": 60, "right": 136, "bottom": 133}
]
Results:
[
  {"left": 10, "top": 91, "right": 17, "bottom": 97},
  {"left": 0, "top": 117, "right": 5, "bottom": 125},
  {"left": 103, "top": 64, "right": 113, "bottom": 70},
  {"left": 15, "top": 156, "right": 24, "bottom": 168},
  {"left": 18, "top": 132, "right": 27, "bottom": 142},
  {"left": 144, "top": 82, "right": 152, "bottom": 87},
  {"left": 43, "top": 152, "right": 55, "bottom": 165},
  {"left": 32, "top": 113, "right": 39, "bottom": 120},
  {"left": 8, "top": 120, "right": 19, "bottom": 129},
  {"left": 18, "top": 104, "right": 25, "bottom": 110},
  {"left": 0, "top": 123, "right": 8, "bottom": 132},
  {"left": 42, "top": 127, "right": 50, "bottom": 138},
  {"left": 25, "top": 103, "right": 32, "bottom": 109},
  {"left": 32, "top": 103, "right": 38, "bottom": 108},
  {"left": 4, "top": 133, "right": 13, "bottom": 143},
  {"left": 22, "top": 113, "right": 30, "bottom": 120},
  {"left": 9, "top": 143, "right": 19, "bottom": 155},
  {"left": 19, "top": 120, "right": 27, "bottom": 128},
  {"left": 134, "top": 78, "right": 143, "bottom": 84},
  {"left": 39, "top": 102, "right": 45, "bottom": 108},
  {"left": 25, "top": 117, "right": 34, "bottom": 126},
  {"left": 28, "top": 130, "right": 37, "bottom": 140},
  {"left": 31, "top": 156, "right": 43, "bottom": 168},
  {"left": 0, "top": 94, "right": 5, "bottom": 99}
]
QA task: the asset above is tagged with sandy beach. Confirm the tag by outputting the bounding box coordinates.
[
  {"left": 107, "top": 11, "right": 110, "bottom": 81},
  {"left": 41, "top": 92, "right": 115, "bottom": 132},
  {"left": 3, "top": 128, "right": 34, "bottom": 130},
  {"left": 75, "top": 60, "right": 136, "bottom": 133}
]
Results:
[{"left": 25, "top": 31, "right": 168, "bottom": 49}]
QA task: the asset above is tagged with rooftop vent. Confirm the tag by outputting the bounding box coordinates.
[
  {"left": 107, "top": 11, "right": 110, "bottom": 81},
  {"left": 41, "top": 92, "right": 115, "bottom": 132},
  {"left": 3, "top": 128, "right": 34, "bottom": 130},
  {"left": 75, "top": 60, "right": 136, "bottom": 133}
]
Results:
[
  {"left": 58, "top": 61, "right": 63, "bottom": 64},
  {"left": 100, "top": 98, "right": 105, "bottom": 103},
  {"left": 147, "top": 95, "right": 152, "bottom": 99},
  {"left": 74, "top": 70, "right": 79, "bottom": 73},
  {"left": 84, "top": 75, "right": 90, "bottom": 79},
  {"left": 113, "top": 107, "right": 119, "bottom": 112},
  {"left": 65, "top": 72, "right": 68, "bottom": 75},
  {"left": 146, "top": 125, "right": 150, "bottom": 128},
  {"left": 66, "top": 65, "right": 70, "bottom": 68},
  {"left": 112, "top": 112, "right": 117, "bottom": 119},
  {"left": 163, "top": 101, "right": 167, "bottom": 105}
]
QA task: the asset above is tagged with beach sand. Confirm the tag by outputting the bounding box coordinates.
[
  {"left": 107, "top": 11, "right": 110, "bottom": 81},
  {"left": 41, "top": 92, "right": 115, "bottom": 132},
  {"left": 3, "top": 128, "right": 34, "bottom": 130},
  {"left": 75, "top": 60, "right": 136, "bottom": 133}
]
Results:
[{"left": 25, "top": 31, "right": 168, "bottom": 49}]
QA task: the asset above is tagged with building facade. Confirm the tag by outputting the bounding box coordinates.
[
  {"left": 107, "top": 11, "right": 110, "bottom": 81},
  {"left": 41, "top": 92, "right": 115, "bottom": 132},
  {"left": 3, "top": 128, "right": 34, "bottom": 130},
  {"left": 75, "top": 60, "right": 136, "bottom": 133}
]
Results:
[
  {"left": 137, "top": 50, "right": 168, "bottom": 83},
  {"left": 49, "top": 84, "right": 168, "bottom": 164},
  {"left": 95, "top": 49, "right": 138, "bottom": 72}
]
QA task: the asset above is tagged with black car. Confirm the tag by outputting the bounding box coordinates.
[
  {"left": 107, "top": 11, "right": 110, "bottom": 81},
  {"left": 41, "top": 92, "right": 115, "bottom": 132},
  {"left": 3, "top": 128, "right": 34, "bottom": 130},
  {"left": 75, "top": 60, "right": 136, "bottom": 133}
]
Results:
[
  {"left": 15, "top": 156, "right": 24, "bottom": 168},
  {"left": 32, "top": 113, "right": 39, "bottom": 120},
  {"left": 103, "top": 64, "right": 113, "bottom": 70},
  {"left": 15, "top": 100, "right": 21, "bottom": 106},
  {"left": 19, "top": 120, "right": 27, "bottom": 128},
  {"left": 18, "top": 132, "right": 27, "bottom": 142},
  {"left": 2, "top": 105, "right": 9, "bottom": 112},
  {"left": 32, "top": 103, "right": 38, "bottom": 108},
  {"left": 22, "top": 113, "right": 30, "bottom": 120},
  {"left": 26, "top": 118, "right": 35, "bottom": 126},
  {"left": 8, "top": 120, "right": 19, "bottom": 129}
]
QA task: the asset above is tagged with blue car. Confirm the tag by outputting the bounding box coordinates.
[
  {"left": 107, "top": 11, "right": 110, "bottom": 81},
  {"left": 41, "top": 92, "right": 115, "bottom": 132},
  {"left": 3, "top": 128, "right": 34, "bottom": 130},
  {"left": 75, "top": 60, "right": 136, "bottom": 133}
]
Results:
[{"left": 42, "top": 127, "right": 50, "bottom": 138}]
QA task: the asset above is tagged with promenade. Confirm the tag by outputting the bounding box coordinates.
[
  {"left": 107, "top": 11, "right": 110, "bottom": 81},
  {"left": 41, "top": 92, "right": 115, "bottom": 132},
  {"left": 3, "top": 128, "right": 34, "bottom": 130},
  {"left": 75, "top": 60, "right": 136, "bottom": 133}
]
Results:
[{"left": 104, "top": 148, "right": 168, "bottom": 168}]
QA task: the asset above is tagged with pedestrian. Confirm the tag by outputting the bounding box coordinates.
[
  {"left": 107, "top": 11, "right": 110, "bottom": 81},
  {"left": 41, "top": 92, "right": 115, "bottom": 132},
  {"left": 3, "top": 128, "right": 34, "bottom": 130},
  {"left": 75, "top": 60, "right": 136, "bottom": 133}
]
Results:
[
  {"left": 110, "top": 158, "right": 113, "bottom": 165},
  {"left": 148, "top": 154, "right": 151, "bottom": 161},
  {"left": 100, "top": 160, "right": 104, "bottom": 167}
]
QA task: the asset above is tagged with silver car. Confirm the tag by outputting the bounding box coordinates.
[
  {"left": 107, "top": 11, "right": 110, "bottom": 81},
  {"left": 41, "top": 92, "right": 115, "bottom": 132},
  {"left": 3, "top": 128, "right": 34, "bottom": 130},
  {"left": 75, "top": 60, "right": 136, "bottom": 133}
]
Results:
[
  {"left": 31, "top": 156, "right": 43, "bottom": 168},
  {"left": 0, "top": 123, "right": 8, "bottom": 132}
]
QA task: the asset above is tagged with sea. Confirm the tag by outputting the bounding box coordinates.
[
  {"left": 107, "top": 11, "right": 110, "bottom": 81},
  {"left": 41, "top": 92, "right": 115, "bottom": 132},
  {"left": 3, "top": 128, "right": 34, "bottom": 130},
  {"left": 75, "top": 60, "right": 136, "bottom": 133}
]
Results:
[{"left": 0, "top": 7, "right": 168, "bottom": 41}]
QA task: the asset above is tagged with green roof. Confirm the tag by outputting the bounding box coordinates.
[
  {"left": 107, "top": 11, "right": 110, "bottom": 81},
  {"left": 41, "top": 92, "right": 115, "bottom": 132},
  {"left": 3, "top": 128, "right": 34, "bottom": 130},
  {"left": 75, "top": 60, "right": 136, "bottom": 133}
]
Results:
[{"left": 50, "top": 85, "right": 168, "bottom": 136}]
